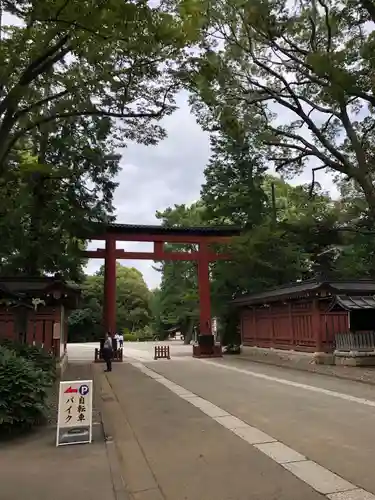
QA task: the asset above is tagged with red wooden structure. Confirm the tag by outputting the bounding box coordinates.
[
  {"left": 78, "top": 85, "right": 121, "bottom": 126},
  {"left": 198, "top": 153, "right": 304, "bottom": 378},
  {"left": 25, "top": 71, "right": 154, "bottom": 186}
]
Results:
[
  {"left": 0, "top": 277, "right": 80, "bottom": 359},
  {"left": 83, "top": 223, "right": 240, "bottom": 357},
  {"left": 234, "top": 278, "right": 375, "bottom": 353}
]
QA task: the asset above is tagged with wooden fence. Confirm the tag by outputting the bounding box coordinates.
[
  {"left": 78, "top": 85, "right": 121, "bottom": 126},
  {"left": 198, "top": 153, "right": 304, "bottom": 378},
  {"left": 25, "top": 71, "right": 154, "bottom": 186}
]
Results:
[{"left": 154, "top": 345, "right": 170, "bottom": 360}]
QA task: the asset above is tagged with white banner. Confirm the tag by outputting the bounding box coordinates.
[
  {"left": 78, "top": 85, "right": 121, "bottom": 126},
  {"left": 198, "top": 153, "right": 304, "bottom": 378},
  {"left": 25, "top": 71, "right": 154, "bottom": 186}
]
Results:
[{"left": 56, "top": 379, "right": 93, "bottom": 447}]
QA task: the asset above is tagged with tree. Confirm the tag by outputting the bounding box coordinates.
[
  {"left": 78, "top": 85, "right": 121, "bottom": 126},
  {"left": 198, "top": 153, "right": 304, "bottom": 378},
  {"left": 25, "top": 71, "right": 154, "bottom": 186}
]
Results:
[
  {"left": 153, "top": 176, "right": 347, "bottom": 343},
  {"left": 0, "top": 118, "right": 120, "bottom": 278},
  {"left": 202, "top": 123, "right": 268, "bottom": 227},
  {"left": 0, "top": 0, "right": 198, "bottom": 171},
  {"left": 326, "top": 178, "right": 375, "bottom": 277},
  {"left": 68, "top": 263, "right": 151, "bottom": 341},
  {"left": 0, "top": 0, "right": 201, "bottom": 276},
  {"left": 182, "top": 0, "right": 375, "bottom": 218},
  {"left": 153, "top": 203, "right": 206, "bottom": 342},
  {"left": 149, "top": 288, "right": 166, "bottom": 339}
]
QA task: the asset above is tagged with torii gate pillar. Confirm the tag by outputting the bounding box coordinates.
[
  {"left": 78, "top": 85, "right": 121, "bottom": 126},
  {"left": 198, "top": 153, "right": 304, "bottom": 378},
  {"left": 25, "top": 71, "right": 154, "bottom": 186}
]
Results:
[
  {"left": 104, "top": 237, "right": 116, "bottom": 334},
  {"left": 197, "top": 242, "right": 211, "bottom": 335}
]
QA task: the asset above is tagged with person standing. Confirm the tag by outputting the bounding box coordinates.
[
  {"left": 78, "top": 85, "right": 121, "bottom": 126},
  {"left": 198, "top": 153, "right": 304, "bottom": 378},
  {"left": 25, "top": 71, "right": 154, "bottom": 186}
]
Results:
[
  {"left": 118, "top": 331, "right": 124, "bottom": 348},
  {"left": 102, "top": 332, "right": 113, "bottom": 372}
]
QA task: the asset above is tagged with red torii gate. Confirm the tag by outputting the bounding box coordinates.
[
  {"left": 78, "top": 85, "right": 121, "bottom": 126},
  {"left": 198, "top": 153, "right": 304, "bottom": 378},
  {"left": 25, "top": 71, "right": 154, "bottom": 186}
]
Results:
[{"left": 83, "top": 223, "right": 240, "bottom": 357}]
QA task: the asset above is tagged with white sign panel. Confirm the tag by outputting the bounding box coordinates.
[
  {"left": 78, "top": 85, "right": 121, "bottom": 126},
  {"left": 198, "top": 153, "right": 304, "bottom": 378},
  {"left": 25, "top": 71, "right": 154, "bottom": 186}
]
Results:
[
  {"left": 56, "top": 380, "right": 93, "bottom": 447},
  {"left": 53, "top": 322, "right": 61, "bottom": 340}
]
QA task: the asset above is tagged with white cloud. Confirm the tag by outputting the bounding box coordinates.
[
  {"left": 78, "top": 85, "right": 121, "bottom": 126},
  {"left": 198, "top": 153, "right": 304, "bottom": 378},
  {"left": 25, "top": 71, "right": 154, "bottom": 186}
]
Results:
[
  {"left": 85, "top": 92, "right": 209, "bottom": 288},
  {"left": 86, "top": 92, "right": 338, "bottom": 288}
]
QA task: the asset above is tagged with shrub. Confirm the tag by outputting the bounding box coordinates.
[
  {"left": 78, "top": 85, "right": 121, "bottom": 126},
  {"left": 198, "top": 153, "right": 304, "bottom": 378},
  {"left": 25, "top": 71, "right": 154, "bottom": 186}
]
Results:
[
  {"left": 0, "top": 341, "right": 56, "bottom": 383},
  {"left": 0, "top": 346, "right": 51, "bottom": 434},
  {"left": 124, "top": 333, "right": 138, "bottom": 342}
]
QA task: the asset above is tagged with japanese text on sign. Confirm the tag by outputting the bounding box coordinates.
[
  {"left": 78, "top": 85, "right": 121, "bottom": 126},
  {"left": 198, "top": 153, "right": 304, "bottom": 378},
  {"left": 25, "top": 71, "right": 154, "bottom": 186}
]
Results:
[{"left": 56, "top": 380, "right": 93, "bottom": 446}]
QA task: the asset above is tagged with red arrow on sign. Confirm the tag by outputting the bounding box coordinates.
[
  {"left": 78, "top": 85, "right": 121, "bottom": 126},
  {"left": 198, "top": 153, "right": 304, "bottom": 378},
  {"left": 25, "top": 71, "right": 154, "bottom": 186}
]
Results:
[{"left": 64, "top": 386, "right": 78, "bottom": 394}]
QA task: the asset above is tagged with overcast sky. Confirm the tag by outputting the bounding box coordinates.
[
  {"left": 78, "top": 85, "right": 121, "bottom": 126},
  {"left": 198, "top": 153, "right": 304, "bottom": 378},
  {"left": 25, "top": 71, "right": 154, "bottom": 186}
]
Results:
[{"left": 86, "top": 91, "right": 338, "bottom": 288}]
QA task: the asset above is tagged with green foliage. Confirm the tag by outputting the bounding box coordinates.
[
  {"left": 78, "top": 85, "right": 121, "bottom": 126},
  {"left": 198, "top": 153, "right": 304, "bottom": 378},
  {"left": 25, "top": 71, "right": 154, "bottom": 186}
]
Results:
[
  {"left": 0, "top": 0, "right": 198, "bottom": 170},
  {"left": 0, "top": 0, "right": 199, "bottom": 277},
  {"left": 153, "top": 203, "right": 206, "bottom": 341},
  {"left": 0, "top": 118, "right": 120, "bottom": 277},
  {"left": 153, "top": 169, "right": 375, "bottom": 342},
  {"left": 124, "top": 333, "right": 138, "bottom": 342},
  {"left": 0, "top": 341, "right": 56, "bottom": 384},
  {"left": 68, "top": 264, "right": 151, "bottom": 341},
  {"left": 182, "top": 0, "right": 375, "bottom": 218},
  {"left": 202, "top": 120, "right": 267, "bottom": 227},
  {"left": 0, "top": 346, "right": 51, "bottom": 434}
]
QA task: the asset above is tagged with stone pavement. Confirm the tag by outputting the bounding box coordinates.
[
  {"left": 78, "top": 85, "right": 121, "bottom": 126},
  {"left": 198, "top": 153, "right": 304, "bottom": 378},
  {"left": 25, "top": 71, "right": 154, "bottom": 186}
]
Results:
[
  {"left": 67, "top": 341, "right": 375, "bottom": 386},
  {"left": 0, "top": 362, "right": 124, "bottom": 500},
  {"left": 139, "top": 357, "right": 375, "bottom": 499},
  {"left": 99, "top": 361, "right": 326, "bottom": 500}
]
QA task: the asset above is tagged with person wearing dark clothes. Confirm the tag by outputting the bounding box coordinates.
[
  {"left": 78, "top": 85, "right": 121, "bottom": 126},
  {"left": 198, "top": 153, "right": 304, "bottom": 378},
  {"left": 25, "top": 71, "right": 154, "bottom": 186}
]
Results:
[{"left": 102, "top": 332, "right": 113, "bottom": 372}]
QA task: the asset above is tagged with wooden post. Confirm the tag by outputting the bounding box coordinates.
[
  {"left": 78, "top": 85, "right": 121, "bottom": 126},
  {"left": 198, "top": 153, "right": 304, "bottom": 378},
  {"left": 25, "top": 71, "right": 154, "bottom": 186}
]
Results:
[
  {"left": 288, "top": 302, "right": 294, "bottom": 348},
  {"left": 252, "top": 307, "right": 257, "bottom": 346},
  {"left": 312, "top": 299, "right": 323, "bottom": 352}
]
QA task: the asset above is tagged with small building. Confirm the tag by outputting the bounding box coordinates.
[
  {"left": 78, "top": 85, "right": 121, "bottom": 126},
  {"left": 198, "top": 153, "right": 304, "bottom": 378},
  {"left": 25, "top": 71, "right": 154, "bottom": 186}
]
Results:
[
  {"left": 0, "top": 276, "right": 80, "bottom": 361},
  {"left": 233, "top": 278, "right": 375, "bottom": 355}
]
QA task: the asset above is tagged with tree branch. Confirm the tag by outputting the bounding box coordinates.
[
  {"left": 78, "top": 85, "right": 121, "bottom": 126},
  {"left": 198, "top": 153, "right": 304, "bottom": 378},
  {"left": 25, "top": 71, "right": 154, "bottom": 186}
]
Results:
[
  {"left": 243, "top": 44, "right": 352, "bottom": 169},
  {"left": 14, "top": 90, "right": 70, "bottom": 118},
  {"left": 317, "top": 0, "right": 333, "bottom": 52},
  {"left": 338, "top": 101, "right": 367, "bottom": 170},
  {"left": 309, "top": 165, "right": 326, "bottom": 197},
  {"left": 1, "top": 108, "right": 168, "bottom": 166},
  {"left": 0, "top": 35, "right": 71, "bottom": 116},
  {"left": 265, "top": 126, "right": 350, "bottom": 173}
]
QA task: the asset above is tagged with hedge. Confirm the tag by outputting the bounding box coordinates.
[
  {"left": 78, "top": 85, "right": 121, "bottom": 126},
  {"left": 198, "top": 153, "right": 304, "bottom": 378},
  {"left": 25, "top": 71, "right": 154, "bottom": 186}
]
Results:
[{"left": 0, "top": 345, "right": 51, "bottom": 434}]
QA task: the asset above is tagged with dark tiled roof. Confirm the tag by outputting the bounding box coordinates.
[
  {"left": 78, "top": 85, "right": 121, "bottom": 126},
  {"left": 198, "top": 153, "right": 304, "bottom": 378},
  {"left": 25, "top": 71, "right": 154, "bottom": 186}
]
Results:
[
  {"left": 89, "top": 223, "right": 242, "bottom": 237},
  {"left": 335, "top": 295, "right": 375, "bottom": 310},
  {"left": 330, "top": 281, "right": 375, "bottom": 292},
  {"left": 233, "top": 279, "right": 375, "bottom": 306},
  {"left": 0, "top": 277, "right": 80, "bottom": 296}
]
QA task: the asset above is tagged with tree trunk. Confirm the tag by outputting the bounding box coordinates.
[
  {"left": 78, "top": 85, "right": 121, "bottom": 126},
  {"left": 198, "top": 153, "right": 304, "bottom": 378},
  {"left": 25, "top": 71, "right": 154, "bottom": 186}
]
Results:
[
  {"left": 183, "top": 319, "right": 194, "bottom": 345},
  {"left": 358, "top": 173, "right": 375, "bottom": 224}
]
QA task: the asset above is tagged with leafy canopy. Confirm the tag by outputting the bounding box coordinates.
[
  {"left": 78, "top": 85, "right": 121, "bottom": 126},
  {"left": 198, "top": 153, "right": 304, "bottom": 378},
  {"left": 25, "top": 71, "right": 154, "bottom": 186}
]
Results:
[
  {"left": 0, "top": 0, "right": 199, "bottom": 169},
  {"left": 0, "top": 0, "right": 201, "bottom": 275},
  {"left": 68, "top": 263, "right": 151, "bottom": 341},
  {"left": 0, "top": 117, "right": 119, "bottom": 277},
  {"left": 180, "top": 0, "right": 375, "bottom": 217}
]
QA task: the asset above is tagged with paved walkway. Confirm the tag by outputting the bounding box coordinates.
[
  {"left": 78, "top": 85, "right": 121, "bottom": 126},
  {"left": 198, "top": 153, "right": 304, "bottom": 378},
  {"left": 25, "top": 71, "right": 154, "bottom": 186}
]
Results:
[
  {"left": 0, "top": 363, "right": 122, "bottom": 500},
  {"left": 100, "top": 355, "right": 375, "bottom": 500},
  {"left": 100, "top": 362, "right": 326, "bottom": 500},
  {"left": 8, "top": 344, "right": 375, "bottom": 500},
  {"left": 139, "top": 357, "right": 375, "bottom": 499},
  {"left": 67, "top": 341, "right": 375, "bottom": 385}
]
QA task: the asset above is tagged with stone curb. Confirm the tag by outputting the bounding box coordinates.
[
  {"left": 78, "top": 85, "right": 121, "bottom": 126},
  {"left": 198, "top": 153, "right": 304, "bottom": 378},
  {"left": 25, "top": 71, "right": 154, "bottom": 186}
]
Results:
[
  {"left": 93, "top": 365, "right": 130, "bottom": 500},
  {"left": 232, "top": 354, "right": 375, "bottom": 387}
]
